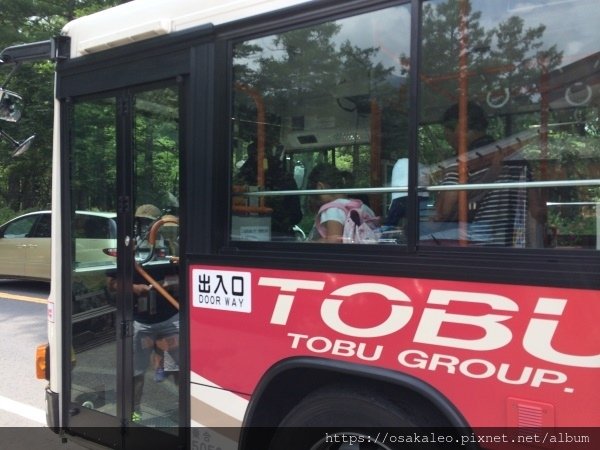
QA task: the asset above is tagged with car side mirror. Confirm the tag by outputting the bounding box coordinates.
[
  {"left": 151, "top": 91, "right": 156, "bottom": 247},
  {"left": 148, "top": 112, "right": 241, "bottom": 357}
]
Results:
[{"left": 0, "top": 88, "right": 23, "bottom": 123}]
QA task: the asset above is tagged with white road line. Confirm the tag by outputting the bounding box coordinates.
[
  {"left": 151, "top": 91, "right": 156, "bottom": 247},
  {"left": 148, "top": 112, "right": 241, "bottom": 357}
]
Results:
[{"left": 0, "top": 394, "right": 46, "bottom": 424}]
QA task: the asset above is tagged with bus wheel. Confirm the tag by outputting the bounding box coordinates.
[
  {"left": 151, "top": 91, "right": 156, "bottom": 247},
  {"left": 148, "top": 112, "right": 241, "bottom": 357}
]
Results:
[{"left": 268, "top": 386, "right": 418, "bottom": 450}]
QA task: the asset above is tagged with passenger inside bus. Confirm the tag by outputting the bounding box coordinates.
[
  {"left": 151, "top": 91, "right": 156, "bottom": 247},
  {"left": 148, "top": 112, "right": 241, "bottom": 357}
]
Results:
[
  {"left": 236, "top": 140, "right": 302, "bottom": 239},
  {"left": 307, "top": 163, "right": 379, "bottom": 243},
  {"left": 384, "top": 158, "right": 430, "bottom": 240},
  {"left": 422, "top": 101, "right": 542, "bottom": 246},
  {"left": 424, "top": 102, "right": 495, "bottom": 240}
]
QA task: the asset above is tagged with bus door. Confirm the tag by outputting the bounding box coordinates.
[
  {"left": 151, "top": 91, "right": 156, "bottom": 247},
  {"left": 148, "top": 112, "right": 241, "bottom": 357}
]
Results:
[{"left": 66, "top": 83, "right": 182, "bottom": 449}]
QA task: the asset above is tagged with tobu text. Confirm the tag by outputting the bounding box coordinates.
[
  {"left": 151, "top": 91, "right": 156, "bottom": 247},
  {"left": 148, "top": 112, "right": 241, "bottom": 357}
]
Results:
[{"left": 258, "top": 277, "right": 599, "bottom": 391}]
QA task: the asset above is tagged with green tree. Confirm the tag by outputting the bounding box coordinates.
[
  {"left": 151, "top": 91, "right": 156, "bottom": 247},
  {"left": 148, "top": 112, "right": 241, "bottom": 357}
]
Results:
[
  {"left": 234, "top": 20, "right": 396, "bottom": 187},
  {"left": 0, "top": 0, "right": 127, "bottom": 216},
  {"left": 413, "top": 0, "right": 563, "bottom": 165}
]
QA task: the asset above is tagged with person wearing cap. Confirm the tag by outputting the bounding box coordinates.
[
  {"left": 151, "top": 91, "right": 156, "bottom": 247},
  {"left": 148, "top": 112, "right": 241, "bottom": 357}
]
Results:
[
  {"left": 106, "top": 204, "right": 179, "bottom": 422},
  {"left": 134, "top": 204, "right": 162, "bottom": 245}
]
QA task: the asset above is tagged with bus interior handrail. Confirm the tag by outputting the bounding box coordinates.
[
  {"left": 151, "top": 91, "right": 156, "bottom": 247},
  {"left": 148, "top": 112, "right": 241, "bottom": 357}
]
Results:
[{"left": 238, "top": 178, "right": 600, "bottom": 197}]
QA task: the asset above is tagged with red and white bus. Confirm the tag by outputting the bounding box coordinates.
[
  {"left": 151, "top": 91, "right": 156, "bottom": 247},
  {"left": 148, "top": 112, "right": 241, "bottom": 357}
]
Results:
[{"left": 2, "top": 0, "right": 599, "bottom": 448}]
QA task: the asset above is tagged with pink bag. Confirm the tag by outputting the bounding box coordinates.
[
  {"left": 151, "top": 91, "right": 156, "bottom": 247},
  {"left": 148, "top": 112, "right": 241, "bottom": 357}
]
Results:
[{"left": 317, "top": 199, "right": 380, "bottom": 243}]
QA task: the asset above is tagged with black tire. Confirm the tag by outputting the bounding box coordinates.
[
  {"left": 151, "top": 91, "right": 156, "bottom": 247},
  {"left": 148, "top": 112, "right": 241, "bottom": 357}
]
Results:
[{"left": 268, "top": 385, "right": 423, "bottom": 450}]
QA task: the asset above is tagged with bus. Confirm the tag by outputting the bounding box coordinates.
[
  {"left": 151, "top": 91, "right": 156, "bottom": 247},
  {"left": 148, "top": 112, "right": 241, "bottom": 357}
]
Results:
[{"left": 1, "top": 0, "right": 599, "bottom": 448}]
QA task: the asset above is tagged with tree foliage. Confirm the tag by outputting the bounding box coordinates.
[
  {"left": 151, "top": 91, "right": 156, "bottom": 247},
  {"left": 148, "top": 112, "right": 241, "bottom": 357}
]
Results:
[
  {"left": 0, "top": 0, "right": 127, "bottom": 221},
  {"left": 413, "top": 0, "right": 565, "bottom": 167}
]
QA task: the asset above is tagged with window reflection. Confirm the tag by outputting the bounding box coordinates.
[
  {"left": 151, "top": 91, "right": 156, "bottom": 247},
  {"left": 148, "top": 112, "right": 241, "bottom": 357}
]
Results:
[
  {"left": 229, "top": 0, "right": 600, "bottom": 249},
  {"left": 231, "top": 5, "right": 411, "bottom": 243},
  {"left": 418, "top": 0, "right": 600, "bottom": 248}
]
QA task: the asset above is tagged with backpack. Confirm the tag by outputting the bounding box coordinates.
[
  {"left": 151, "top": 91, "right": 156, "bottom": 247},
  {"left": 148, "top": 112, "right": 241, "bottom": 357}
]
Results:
[{"left": 317, "top": 199, "right": 381, "bottom": 244}]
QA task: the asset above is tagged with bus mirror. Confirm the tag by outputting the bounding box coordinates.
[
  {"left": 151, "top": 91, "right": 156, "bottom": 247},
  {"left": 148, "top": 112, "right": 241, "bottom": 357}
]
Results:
[
  {"left": 0, "top": 88, "right": 24, "bottom": 122},
  {"left": 12, "top": 134, "right": 35, "bottom": 156},
  {"left": 0, "top": 128, "right": 35, "bottom": 156}
]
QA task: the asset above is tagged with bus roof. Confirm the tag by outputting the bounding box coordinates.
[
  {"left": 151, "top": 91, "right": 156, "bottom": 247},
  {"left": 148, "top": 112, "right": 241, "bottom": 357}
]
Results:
[{"left": 62, "top": 0, "right": 312, "bottom": 58}]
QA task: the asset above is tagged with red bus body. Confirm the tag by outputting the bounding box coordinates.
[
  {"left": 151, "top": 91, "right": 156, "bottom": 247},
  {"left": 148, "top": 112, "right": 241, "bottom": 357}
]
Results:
[{"left": 190, "top": 265, "right": 599, "bottom": 428}]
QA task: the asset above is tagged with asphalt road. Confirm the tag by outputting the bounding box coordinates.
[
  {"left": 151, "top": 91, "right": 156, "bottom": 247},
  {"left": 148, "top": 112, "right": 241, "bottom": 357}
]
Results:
[{"left": 0, "top": 280, "right": 87, "bottom": 449}]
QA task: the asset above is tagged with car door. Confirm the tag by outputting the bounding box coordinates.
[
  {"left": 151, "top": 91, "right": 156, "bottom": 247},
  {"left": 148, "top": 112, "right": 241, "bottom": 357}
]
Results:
[
  {"left": 73, "top": 212, "right": 117, "bottom": 267},
  {"left": 24, "top": 212, "right": 52, "bottom": 279},
  {"left": 0, "top": 213, "right": 38, "bottom": 278}
]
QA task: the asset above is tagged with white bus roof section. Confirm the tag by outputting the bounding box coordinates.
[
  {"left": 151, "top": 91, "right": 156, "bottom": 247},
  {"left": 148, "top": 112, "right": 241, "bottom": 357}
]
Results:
[{"left": 62, "top": 0, "right": 312, "bottom": 58}]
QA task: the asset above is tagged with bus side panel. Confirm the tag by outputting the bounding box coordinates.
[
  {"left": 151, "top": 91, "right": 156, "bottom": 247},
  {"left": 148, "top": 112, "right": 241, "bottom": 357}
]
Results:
[
  {"left": 189, "top": 265, "right": 600, "bottom": 428},
  {"left": 189, "top": 376, "right": 249, "bottom": 449}
]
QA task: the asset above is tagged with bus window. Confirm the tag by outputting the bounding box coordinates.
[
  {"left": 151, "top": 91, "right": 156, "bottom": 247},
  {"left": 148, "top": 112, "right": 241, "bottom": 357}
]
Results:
[
  {"left": 417, "top": 0, "right": 600, "bottom": 249},
  {"left": 230, "top": 4, "right": 411, "bottom": 244}
]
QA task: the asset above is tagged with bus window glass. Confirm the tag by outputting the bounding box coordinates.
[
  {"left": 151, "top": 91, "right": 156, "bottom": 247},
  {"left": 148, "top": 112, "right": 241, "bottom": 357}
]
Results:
[
  {"left": 231, "top": 4, "right": 411, "bottom": 244},
  {"left": 418, "top": 0, "right": 600, "bottom": 249},
  {"left": 131, "top": 86, "right": 181, "bottom": 427},
  {"left": 70, "top": 98, "right": 118, "bottom": 416}
]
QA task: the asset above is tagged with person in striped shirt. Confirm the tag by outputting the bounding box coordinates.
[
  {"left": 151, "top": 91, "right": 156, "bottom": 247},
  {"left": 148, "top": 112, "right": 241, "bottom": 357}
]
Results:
[{"left": 422, "top": 102, "right": 496, "bottom": 243}]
